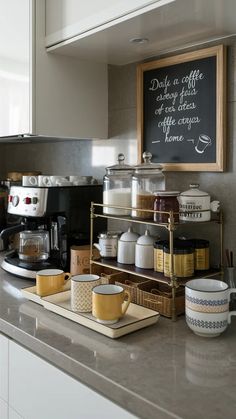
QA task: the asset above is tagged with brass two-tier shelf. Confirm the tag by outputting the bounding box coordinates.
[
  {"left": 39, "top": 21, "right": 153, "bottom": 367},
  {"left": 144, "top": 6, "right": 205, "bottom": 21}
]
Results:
[{"left": 90, "top": 202, "right": 223, "bottom": 321}]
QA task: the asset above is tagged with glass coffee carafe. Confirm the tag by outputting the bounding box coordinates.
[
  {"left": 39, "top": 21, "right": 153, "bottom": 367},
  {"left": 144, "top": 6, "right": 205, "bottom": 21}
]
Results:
[{"left": 18, "top": 230, "right": 50, "bottom": 262}]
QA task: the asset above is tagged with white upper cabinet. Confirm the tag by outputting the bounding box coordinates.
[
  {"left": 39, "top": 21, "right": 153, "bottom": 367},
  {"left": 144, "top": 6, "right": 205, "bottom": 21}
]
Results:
[
  {"left": 45, "top": 0, "right": 164, "bottom": 47},
  {"left": 0, "top": 0, "right": 108, "bottom": 139},
  {"left": 45, "top": 0, "right": 236, "bottom": 65},
  {"left": 0, "top": 0, "right": 30, "bottom": 137}
]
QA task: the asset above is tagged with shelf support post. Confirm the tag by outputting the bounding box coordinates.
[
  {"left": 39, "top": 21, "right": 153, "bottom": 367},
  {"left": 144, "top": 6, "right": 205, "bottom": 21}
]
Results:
[
  {"left": 168, "top": 211, "right": 177, "bottom": 321},
  {"left": 90, "top": 201, "right": 95, "bottom": 273}
]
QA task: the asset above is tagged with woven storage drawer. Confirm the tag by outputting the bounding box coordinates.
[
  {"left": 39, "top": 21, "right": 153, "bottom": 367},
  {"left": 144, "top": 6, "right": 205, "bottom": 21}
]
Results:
[
  {"left": 137, "top": 280, "right": 185, "bottom": 318},
  {"left": 90, "top": 265, "right": 122, "bottom": 284},
  {"left": 100, "top": 270, "right": 127, "bottom": 285},
  {"left": 95, "top": 271, "right": 149, "bottom": 304},
  {"left": 114, "top": 273, "right": 150, "bottom": 304}
]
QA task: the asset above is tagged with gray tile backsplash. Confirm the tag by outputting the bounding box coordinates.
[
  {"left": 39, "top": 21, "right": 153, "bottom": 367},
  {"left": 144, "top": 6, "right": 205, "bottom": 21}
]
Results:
[{"left": 0, "top": 43, "right": 236, "bottom": 266}]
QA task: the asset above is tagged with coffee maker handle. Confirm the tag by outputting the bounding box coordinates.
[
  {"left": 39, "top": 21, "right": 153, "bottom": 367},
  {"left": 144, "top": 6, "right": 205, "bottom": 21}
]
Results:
[{"left": 0, "top": 224, "right": 25, "bottom": 240}]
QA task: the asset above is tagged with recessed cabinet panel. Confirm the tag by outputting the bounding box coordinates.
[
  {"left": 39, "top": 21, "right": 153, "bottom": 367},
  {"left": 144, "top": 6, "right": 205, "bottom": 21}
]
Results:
[
  {"left": 9, "top": 407, "right": 23, "bottom": 419},
  {"left": 0, "top": 334, "right": 8, "bottom": 403},
  {"left": 0, "top": 399, "right": 8, "bottom": 419},
  {"left": 9, "top": 341, "right": 136, "bottom": 419}
]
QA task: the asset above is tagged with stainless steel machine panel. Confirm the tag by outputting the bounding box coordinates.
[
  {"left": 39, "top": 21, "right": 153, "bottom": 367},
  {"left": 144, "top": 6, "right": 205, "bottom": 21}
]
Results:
[{"left": 7, "top": 187, "right": 48, "bottom": 217}]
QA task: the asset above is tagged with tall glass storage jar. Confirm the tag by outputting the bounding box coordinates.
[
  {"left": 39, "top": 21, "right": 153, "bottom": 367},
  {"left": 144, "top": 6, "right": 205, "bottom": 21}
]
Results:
[
  {"left": 131, "top": 151, "right": 165, "bottom": 219},
  {"left": 103, "top": 154, "right": 134, "bottom": 215}
]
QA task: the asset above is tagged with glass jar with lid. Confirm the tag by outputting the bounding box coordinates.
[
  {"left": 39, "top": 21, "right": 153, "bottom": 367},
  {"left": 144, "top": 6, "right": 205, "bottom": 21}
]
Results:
[
  {"left": 103, "top": 154, "right": 134, "bottom": 215},
  {"left": 131, "top": 151, "right": 165, "bottom": 219},
  {"left": 154, "top": 191, "right": 180, "bottom": 223}
]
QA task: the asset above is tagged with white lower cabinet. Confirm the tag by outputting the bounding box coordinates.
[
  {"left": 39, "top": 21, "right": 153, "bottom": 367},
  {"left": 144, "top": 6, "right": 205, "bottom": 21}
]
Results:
[
  {"left": 9, "top": 407, "right": 23, "bottom": 419},
  {"left": 0, "top": 334, "right": 8, "bottom": 403},
  {"left": 9, "top": 341, "right": 136, "bottom": 419},
  {"left": 0, "top": 398, "right": 8, "bottom": 419}
]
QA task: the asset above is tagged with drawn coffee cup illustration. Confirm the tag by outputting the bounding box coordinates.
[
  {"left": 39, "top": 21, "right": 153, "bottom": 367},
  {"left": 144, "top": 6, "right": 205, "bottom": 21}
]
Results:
[{"left": 195, "top": 134, "right": 212, "bottom": 154}]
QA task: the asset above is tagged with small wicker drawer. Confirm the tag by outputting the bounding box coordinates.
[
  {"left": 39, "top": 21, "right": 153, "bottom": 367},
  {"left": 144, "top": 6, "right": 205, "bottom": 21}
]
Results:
[
  {"left": 115, "top": 274, "right": 150, "bottom": 304},
  {"left": 137, "top": 280, "right": 185, "bottom": 318},
  {"left": 97, "top": 272, "right": 149, "bottom": 304}
]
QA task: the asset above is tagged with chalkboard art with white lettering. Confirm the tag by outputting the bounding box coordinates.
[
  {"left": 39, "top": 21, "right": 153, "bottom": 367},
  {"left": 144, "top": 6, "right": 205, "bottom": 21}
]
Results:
[{"left": 137, "top": 46, "right": 226, "bottom": 171}]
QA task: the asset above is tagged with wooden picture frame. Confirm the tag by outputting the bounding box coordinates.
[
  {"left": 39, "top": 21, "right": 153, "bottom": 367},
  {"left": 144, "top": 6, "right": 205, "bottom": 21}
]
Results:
[{"left": 137, "top": 45, "right": 226, "bottom": 171}]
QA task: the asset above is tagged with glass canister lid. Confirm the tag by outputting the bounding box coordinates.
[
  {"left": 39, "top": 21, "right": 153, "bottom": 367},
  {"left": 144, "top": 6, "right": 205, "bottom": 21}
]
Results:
[
  {"left": 105, "top": 153, "right": 134, "bottom": 174},
  {"left": 134, "top": 151, "right": 163, "bottom": 173},
  {"left": 154, "top": 191, "right": 180, "bottom": 196}
]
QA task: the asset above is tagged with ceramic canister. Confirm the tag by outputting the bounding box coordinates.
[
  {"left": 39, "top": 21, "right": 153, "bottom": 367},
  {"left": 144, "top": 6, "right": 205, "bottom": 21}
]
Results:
[
  {"left": 117, "top": 227, "right": 139, "bottom": 264},
  {"left": 178, "top": 184, "right": 220, "bottom": 222},
  {"left": 135, "top": 229, "right": 156, "bottom": 269}
]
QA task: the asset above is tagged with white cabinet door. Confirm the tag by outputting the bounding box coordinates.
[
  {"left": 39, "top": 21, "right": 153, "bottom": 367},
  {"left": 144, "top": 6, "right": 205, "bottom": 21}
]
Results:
[
  {"left": 46, "top": 0, "right": 161, "bottom": 46},
  {"left": 9, "top": 341, "right": 137, "bottom": 419},
  {"left": 0, "top": 0, "right": 30, "bottom": 137},
  {"left": 0, "top": 0, "right": 108, "bottom": 140},
  {"left": 0, "top": 398, "right": 8, "bottom": 419},
  {"left": 0, "top": 334, "right": 8, "bottom": 403},
  {"left": 9, "top": 407, "right": 23, "bottom": 419}
]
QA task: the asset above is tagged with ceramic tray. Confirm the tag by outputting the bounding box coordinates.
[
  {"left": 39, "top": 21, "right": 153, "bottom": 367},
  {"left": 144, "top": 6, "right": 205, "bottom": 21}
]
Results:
[
  {"left": 42, "top": 291, "right": 159, "bottom": 338},
  {"left": 21, "top": 286, "right": 159, "bottom": 339},
  {"left": 21, "top": 286, "right": 43, "bottom": 305},
  {"left": 21, "top": 281, "right": 71, "bottom": 305}
]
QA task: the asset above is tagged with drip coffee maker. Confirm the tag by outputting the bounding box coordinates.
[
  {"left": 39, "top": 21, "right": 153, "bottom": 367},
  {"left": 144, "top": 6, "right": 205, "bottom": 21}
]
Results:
[{"left": 0, "top": 185, "right": 105, "bottom": 279}]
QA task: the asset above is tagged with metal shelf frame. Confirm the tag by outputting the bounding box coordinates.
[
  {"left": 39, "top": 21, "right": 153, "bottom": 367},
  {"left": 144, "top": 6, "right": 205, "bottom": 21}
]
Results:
[{"left": 90, "top": 202, "right": 223, "bottom": 321}]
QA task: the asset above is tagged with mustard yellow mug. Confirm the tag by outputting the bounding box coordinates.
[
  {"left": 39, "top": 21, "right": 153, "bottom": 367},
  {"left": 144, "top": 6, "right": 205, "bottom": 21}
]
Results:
[
  {"left": 36, "top": 269, "right": 71, "bottom": 297},
  {"left": 92, "top": 284, "right": 131, "bottom": 324}
]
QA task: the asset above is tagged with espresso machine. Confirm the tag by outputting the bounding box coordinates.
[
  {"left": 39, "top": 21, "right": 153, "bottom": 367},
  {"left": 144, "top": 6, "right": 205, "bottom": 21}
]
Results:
[{"left": 0, "top": 185, "right": 106, "bottom": 279}]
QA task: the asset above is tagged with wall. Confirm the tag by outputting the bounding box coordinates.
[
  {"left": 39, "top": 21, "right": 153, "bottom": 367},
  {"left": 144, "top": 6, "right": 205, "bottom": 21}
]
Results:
[{"left": 0, "top": 42, "right": 235, "bottom": 266}]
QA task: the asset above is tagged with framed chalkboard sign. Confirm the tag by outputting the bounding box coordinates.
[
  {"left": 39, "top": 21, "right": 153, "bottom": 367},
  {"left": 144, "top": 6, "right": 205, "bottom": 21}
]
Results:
[{"left": 137, "top": 45, "right": 226, "bottom": 171}]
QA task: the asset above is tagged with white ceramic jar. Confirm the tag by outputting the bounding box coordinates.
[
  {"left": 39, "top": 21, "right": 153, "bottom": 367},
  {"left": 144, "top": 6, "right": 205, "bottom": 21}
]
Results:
[
  {"left": 178, "top": 184, "right": 220, "bottom": 222},
  {"left": 117, "top": 227, "right": 139, "bottom": 265},
  {"left": 135, "top": 229, "right": 156, "bottom": 269}
]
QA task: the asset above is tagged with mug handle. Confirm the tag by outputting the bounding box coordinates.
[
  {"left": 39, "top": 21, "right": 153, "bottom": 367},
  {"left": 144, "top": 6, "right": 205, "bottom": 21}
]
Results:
[
  {"left": 228, "top": 288, "right": 236, "bottom": 324},
  {"left": 63, "top": 273, "right": 71, "bottom": 291},
  {"left": 121, "top": 290, "right": 131, "bottom": 316}
]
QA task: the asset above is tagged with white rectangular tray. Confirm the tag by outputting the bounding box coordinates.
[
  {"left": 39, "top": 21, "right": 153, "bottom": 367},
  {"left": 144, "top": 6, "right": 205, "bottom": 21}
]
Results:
[
  {"left": 42, "top": 290, "right": 159, "bottom": 339},
  {"left": 21, "top": 281, "right": 71, "bottom": 305},
  {"left": 21, "top": 286, "right": 43, "bottom": 305}
]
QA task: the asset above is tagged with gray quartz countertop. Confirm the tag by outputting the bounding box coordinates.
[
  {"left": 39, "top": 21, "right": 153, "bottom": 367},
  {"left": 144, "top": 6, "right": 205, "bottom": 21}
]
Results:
[{"left": 0, "top": 262, "right": 236, "bottom": 419}]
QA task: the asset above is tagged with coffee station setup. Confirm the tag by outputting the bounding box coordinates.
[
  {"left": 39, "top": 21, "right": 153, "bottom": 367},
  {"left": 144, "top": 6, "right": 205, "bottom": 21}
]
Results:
[
  {"left": 0, "top": 145, "right": 229, "bottom": 342},
  {"left": 0, "top": 148, "right": 235, "bottom": 419}
]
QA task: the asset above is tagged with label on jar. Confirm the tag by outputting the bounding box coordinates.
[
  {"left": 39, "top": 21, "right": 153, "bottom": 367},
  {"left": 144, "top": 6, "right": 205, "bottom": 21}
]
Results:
[
  {"left": 195, "top": 248, "right": 209, "bottom": 270},
  {"left": 179, "top": 200, "right": 203, "bottom": 219},
  {"left": 154, "top": 248, "right": 164, "bottom": 272},
  {"left": 164, "top": 252, "right": 194, "bottom": 277}
]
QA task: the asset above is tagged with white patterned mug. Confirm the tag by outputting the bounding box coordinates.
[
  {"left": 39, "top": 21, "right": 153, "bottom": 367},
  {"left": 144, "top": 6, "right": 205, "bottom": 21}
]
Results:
[
  {"left": 71, "top": 274, "right": 101, "bottom": 312},
  {"left": 185, "top": 278, "right": 236, "bottom": 337}
]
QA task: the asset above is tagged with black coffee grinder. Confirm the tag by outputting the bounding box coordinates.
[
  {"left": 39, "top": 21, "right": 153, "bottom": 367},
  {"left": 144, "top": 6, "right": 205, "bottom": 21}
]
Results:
[{"left": 0, "top": 185, "right": 106, "bottom": 279}]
